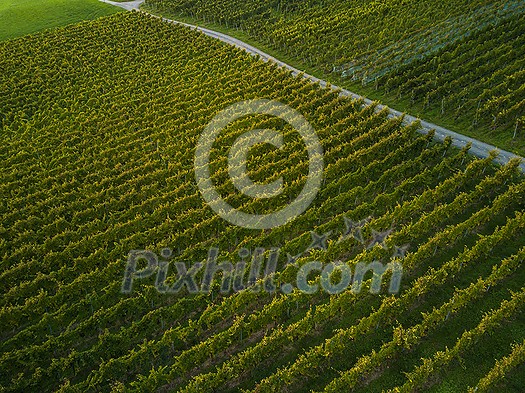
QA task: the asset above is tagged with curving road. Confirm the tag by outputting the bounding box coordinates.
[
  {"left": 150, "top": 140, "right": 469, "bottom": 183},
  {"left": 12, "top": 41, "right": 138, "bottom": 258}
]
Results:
[
  {"left": 100, "top": 0, "right": 525, "bottom": 173},
  {"left": 101, "top": 0, "right": 144, "bottom": 11}
]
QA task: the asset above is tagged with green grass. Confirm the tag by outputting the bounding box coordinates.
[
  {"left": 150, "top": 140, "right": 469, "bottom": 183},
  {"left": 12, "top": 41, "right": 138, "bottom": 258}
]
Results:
[{"left": 0, "top": 0, "right": 122, "bottom": 41}]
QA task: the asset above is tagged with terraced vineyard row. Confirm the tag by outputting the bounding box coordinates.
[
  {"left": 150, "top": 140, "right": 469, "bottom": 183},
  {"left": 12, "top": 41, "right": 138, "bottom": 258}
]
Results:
[
  {"left": 143, "top": 0, "right": 525, "bottom": 155},
  {"left": 1, "top": 11, "right": 524, "bottom": 393}
]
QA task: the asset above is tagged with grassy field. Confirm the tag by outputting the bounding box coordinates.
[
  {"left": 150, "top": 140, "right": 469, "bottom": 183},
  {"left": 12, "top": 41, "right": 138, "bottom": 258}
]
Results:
[{"left": 0, "top": 0, "right": 121, "bottom": 41}]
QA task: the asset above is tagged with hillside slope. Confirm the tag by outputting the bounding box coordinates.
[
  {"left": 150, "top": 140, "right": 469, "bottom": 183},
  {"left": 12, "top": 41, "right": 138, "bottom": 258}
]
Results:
[
  {"left": 0, "top": 0, "right": 121, "bottom": 41},
  {"left": 1, "top": 11, "right": 524, "bottom": 392},
  {"left": 143, "top": 0, "right": 525, "bottom": 156}
]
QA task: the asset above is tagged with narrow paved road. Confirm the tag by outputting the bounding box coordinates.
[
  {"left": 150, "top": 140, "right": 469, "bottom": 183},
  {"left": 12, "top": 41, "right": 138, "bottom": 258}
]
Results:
[
  {"left": 101, "top": 0, "right": 525, "bottom": 172},
  {"left": 101, "top": 0, "right": 144, "bottom": 11}
]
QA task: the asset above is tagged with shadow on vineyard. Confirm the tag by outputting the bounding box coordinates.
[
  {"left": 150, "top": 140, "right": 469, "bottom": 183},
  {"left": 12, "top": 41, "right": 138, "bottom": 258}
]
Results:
[{"left": 0, "top": 5, "right": 524, "bottom": 393}]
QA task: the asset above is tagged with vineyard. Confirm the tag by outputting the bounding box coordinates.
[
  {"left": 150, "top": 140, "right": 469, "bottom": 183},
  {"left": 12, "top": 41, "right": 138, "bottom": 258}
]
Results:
[
  {"left": 1, "top": 9, "right": 525, "bottom": 393},
  {"left": 143, "top": 0, "right": 525, "bottom": 156}
]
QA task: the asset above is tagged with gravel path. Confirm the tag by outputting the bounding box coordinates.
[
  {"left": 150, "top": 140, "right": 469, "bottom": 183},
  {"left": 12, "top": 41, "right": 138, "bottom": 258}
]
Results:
[{"left": 100, "top": 0, "right": 525, "bottom": 172}]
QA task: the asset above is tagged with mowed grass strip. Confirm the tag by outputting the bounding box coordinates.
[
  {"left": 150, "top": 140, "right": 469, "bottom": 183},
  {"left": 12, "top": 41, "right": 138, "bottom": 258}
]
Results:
[{"left": 0, "top": 0, "right": 122, "bottom": 41}]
